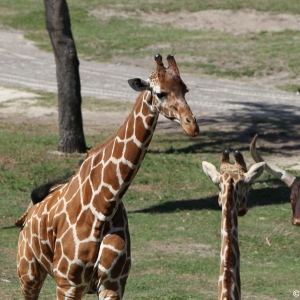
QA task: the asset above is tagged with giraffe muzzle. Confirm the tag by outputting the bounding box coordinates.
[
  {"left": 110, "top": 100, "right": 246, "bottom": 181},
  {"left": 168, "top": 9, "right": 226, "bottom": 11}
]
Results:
[{"left": 181, "top": 114, "right": 199, "bottom": 137}]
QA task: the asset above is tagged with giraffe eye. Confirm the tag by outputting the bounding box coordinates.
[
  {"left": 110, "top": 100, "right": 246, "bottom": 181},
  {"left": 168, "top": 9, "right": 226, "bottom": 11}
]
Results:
[{"left": 156, "top": 92, "right": 167, "bottom": 100}]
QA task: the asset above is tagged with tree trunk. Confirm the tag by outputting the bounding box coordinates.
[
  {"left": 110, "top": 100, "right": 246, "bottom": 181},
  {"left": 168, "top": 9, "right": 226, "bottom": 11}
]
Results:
[{"left": 43, "top": 0, "right": 87, "bottom": 153}]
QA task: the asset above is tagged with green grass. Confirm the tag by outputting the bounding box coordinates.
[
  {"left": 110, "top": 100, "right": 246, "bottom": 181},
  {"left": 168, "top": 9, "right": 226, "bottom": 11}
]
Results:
[
  {"left": 1, "top": 1, "right": 300, "bottom": 90},
  {"left": 0, "top": 118, "right": 299, "bottom": 299}
]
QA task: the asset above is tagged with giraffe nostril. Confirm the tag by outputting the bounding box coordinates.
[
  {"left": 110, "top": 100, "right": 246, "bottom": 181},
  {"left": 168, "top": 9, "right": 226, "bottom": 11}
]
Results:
[{"left": 186, "top": 117, "right": 192, "bottom": 124}]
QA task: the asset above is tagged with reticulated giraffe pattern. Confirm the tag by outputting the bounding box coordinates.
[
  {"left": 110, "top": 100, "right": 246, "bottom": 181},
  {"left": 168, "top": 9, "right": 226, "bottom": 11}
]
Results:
[
  {"left": 202, "top": 150, "right": 265, "bottom": 300},
  {"left": 16, "top": 54, "right": 199, "bottom": 300}
]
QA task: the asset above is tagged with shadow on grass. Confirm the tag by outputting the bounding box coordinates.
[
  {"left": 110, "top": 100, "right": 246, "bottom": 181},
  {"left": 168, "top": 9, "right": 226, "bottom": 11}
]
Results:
[
  {"left": 1, "top": 225, "right": 18, "bottom": 230},
  {"left": 154, "top": 100, "right": 300, "bottom": 156},
  {"left": 129, "top": 185, "right": 290, "bottom": 214}
]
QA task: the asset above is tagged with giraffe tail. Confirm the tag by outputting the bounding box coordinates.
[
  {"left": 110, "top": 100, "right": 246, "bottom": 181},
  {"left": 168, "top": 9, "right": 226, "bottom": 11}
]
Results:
[{"left": 15, "top": 202, "right": 33, "bottom": 227}]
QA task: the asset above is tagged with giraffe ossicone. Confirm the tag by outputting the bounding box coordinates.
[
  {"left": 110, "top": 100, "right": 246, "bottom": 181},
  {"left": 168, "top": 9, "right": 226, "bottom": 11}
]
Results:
[
  {"left": 202, "top": 150, "right": 265, "bottom": 300},
  {"left": 16, "top": 54, "right": 199, "bottom": 299}
]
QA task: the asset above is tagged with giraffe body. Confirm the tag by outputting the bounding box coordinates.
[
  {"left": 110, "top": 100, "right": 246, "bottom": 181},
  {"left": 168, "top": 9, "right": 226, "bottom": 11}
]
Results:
[
  {"left": 17, "top": 54, "right": 199, "bottom": 299},
  {"left": 202, "top": 150, "right": 265, "bottom": 300}
]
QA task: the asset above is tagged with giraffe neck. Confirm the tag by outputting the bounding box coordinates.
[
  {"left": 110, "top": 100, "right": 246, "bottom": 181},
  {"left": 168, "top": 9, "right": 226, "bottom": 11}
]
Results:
[
  {"left": 218, "top": 180, "right": 241, "bottom": 300},
  {"left": 76, "top": 90, "right": 158, "bottom": 221}
]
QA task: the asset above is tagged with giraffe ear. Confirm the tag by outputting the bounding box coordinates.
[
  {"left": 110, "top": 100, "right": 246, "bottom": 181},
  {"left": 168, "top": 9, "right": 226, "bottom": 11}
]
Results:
[
  {"left": 128, "top": 78, "right": 150, "bottom": 92},
  {"left": 202, "top": 161, "right": 220, "bottom": 185},
  {"left": 244, "top": 162, "right": 266, "bottom": 183}
]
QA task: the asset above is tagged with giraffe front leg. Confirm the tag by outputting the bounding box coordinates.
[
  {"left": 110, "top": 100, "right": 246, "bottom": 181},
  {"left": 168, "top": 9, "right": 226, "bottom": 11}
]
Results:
[
  {"left": 97, "top": 231, "right": 131, "bottom": 299},
  {"left": 55, "top": 280, "right": 86, "bottom": 300},
  {"left": 17, "top": 239, "right": 47, "bottom": 299},
  {"left": 96, "top": 203, "right": 131, "bottom": 300}
]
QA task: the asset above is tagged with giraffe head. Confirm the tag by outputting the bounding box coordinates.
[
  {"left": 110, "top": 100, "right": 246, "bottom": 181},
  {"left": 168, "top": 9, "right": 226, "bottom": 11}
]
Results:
[
  {"left": 202, "top": 149, "right": 265, "bottom": 215},
  {"left": 128, "top": 54, "right": 199, "bottom": 137}
]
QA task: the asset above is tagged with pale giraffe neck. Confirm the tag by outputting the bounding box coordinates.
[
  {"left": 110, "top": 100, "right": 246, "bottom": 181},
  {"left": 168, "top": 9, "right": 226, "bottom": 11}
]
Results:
[
  {"left": 218, "top": 178, "right": 241, "bottom": 300},
  {"left": 77, "top": 90, "right": 158, "bottom": 220}
]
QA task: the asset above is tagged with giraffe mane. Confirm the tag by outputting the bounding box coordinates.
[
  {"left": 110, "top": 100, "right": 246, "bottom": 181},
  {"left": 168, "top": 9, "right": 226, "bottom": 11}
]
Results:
[
  {"left": 223, "top": 177, "right": 237, "bottom": 298},
  {"left": 31, "top": 173, "right": 74, "bottom": 204}
]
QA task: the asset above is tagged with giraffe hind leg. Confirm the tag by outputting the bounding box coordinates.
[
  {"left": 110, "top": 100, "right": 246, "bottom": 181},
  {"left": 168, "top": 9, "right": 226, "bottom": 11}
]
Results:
[
  {"left": 18, "top": 258, "right": 47, "bottom": 300},
  {"left": 17, "top": 233, "right": 48, "bottom": 299}
]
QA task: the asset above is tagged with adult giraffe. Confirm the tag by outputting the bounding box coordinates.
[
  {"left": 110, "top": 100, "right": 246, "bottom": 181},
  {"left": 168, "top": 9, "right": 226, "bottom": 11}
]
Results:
[
  {"left": 202, "top": 150, "right": 265, "bottom": 300},
  {"left": 16, "top": 54, "right": 199, "bottom": 300}
]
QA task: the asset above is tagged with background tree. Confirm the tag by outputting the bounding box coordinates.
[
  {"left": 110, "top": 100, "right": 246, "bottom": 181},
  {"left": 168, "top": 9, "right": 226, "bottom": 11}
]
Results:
[{"left": 43, "top": 0, "right": 87, "bottom": 153}]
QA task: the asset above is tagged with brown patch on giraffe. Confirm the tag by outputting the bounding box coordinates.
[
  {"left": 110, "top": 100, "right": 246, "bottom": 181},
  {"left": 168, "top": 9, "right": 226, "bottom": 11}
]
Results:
[
  {"left": 125, "top": 116, "right": 135, "bottom": 139},
  {"left": 124, "top": 140, "right": 143, "bottom": 163},
  {"left": 135, "top": 117, "right": 153, "bottom": 141},
  {"left": 98, "top": 185, "right": 116, "bottom": 206},
  {"left": 19, "top": 256, "right": 30, "bottom": 275},
  {"left": 61, "top": 229, "right": 76, "bottom": 260},
  {"left": 67, "top": 202, "right": 82, "bottom": 225},
  {"left": 112, "top": 139, "right": 125, "bottom": 160},
  {"left": 69, "top": 263, "right": 85, "bottom": 285},
  {"left": 76, "top": 212, "right": 94, "bottom": 240},
  {"left": 92, "top": 192, "right": 117, "bottom": 216},
  {"left": 82, "top": 181, "right": 93, "bottom": 206},
  {"left": 119, "top": 161, "right": 135, "bottom": 183},
  {"left": 57, "top": 257, "right": 69, "bottom": 276},
  {"left": 77, "top": 242, "right": 99, "bottom": 263},
  {"left": 102, "top": 161, "right": 120, "bottom": 191},
  {"left": 66, "top": 176, "right": 81, "bottom": 199},
  {"left": 55, "top": 212, "right": 70, "bottom": 236},
  {"left": 99, "top": 247, "right": 120, "bottom": 271},
  {"left": 53, "top": 242, "right": 63, "bottom": 263},
  {"left": 90, "top": 164, "right": 103, "bottom": 189}
]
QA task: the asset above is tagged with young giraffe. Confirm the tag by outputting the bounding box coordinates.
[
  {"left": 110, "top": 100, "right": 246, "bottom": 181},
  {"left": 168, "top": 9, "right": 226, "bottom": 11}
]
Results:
[
  {"left": 202, "top": 150, "right": 265, "bottom": 300},
  {"left": 16, "top": 54, "right": 199, "bottom": 300}
]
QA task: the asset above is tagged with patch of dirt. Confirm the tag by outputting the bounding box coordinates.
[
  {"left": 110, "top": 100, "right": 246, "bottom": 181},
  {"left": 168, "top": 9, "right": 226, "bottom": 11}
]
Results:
[
  {"left": 129, "top": 183, "right": 156, "bottom": 192},
  {"left": 143, "top": 241, "right": 217, "bottom": 257},
  {"left": 91, "top": 9, "right": 300, "bottom": 35},
  {"left": 0, "top": 87, "right": 125, "bottom": 134}
]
